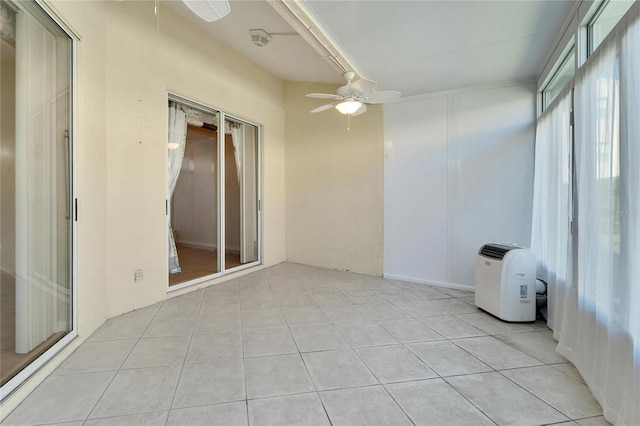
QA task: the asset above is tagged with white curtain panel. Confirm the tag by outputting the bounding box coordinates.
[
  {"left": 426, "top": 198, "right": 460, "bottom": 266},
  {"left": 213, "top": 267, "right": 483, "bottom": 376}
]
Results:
[
  {"left": 530, "top": 86, "right": 573, "bottom": 332},
  {"left": 560, "top": 3, "right": 640, "bottom": 424},
  {"left": 167, "top": 104, "right": 188, "bottom": 274},
  {"left": 14, "top": 10, "right": 64, "bottom": 353},
  {"left": 227, "top": 121, "right": 243, "bottom": 187}
]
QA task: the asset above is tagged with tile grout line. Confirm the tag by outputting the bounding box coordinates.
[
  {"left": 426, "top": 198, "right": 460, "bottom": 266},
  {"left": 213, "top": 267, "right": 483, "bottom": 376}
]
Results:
[
  {"left": 381, "top": 286, "right": 532, "bottom": 426},
  {"left": 163, "top": 290, "right": 206, "bottom": 425},
  {"left": 297, "top": 270, "right": 443, "bottom": 425},
  {"left": 495, "top": 368, "right": 573, "bottom": 421},
  {"left": 82, "top": 301, "right": 165, "bottom": 424},
  {"left": 261, "top": 268, "right": 333, "bottom": 426},
  {"left": 238, "top": 277, "right": 250, "bottom": 426},
  {"left": 438, "top": 374, "right": 501, "bottom": 426},
  {"left": 372, "top": 287, "right": 507, "bottom": 425},
  {"left": 346, "top": 338, "right": 417, "bottom": 425},
  {"left": 426, "top": 295, "right": 571, "bottom": 422}
]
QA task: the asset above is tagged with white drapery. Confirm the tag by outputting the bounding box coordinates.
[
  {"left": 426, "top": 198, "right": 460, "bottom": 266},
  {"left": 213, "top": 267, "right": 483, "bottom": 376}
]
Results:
[
  {"left": 167, "top": 104, "right": 187, "bottom": 273},
  {"left": 555, "top": 4, "right": 640, "bottom": 424},
  {"left": 225, "top": 119, "right": 259, "bottom": 265},
  {"left": 15, "top": 10, "right": 69, "bottom": 353},
  {"left": 227, "top": 120, "right": 243, "bottom": 187},
  {"left": 530, "top": 86, "right": 573, "bottom": 332}
]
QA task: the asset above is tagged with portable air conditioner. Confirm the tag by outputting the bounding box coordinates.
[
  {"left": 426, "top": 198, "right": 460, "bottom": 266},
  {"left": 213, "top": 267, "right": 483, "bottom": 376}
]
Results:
[{"left": 475, "top": 243, "right": 536, "bottom": 322}]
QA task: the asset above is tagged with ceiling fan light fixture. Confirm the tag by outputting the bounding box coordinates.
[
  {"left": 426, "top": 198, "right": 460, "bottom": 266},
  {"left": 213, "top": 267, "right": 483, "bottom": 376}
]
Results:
[
  {"left": 307, "top": 72, "right": 399, "bottom": 116},
  {"left": 182, "top": 0, "right": 230, "bottom": 22},
  {"left": 335, "top": 99, "right": 363, "bottom": 115}
]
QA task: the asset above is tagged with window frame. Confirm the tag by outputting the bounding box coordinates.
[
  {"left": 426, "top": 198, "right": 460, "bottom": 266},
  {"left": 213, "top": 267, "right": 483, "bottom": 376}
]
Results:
[
  {"left": 540, "top": 44, "right": 576, "bottom": 114},
  {"left": 587, "top": 0, "right": 636, "bottom": 57},
  {"left": 588, "top": 0, "right": 608, "bottom": 54}
]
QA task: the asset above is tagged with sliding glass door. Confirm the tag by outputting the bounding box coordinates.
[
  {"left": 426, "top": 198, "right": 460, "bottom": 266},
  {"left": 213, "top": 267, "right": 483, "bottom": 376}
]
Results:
[
  {"left": 224, "top": 118, "right": 259, "bottom": 269},
  {"left": 167, "top": 96, "right": 260, "bottom": 288},
  {"left": 1, "top": 0, "right": 74, "bottom": 394}
]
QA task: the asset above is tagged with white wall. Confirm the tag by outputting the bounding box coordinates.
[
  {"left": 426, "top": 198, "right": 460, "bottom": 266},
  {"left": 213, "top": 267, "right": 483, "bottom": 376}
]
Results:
[{"left": 384, "top": 82, "right": 536, "bottom": 289}]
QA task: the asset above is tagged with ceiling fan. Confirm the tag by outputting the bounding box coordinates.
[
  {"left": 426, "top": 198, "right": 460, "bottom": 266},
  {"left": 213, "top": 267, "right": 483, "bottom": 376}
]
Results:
[
  {"left": 182, "top": 0, "right": 230, "bottom": 22},
  {"left": 306, "top": 71, "right": 401, "bottom": 116}
]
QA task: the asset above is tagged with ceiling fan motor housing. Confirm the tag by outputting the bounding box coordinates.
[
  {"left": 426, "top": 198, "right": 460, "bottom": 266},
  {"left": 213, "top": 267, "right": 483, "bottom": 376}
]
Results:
[
  {"left": 343, "top": 71, "right": 356, "bottom": 81},
  {"left": 337, "top": 85, "right": 351, "bottom": 96}
]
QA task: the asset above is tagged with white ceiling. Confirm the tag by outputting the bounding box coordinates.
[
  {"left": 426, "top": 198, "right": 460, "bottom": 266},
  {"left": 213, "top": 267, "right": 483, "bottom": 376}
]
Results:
[
  {"left": 166, "top": 0, "right": 576, "bottom": 97},
  {"left": 165, "top": 0, "right": 344, "bottom": 84}
]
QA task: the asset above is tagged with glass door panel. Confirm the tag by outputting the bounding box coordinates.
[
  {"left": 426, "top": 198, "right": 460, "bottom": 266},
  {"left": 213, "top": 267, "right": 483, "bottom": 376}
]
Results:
[
  {"left": 224, "top": 119, "right": 259, "bottom": 270},
  {"left": 1, "top": 0, "right": 73, "bottom": 388},
  {"left": 168, "top": 101, "right": 221, "bottom": 286}
]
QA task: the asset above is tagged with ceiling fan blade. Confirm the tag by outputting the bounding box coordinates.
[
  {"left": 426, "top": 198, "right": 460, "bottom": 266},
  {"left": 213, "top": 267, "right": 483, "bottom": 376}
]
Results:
[
  {"left": 310, "top": 102, "right": 338, "bottom": 113},
  {"left": 306, "top": 93, "right": 343, "bottom": 100},
  {"left": 351, "top": 78, "right": 377, "bottom": 95},
  {"left": 351, "top": 103, "right": 367, "bottom": 116},
  {"left": 361, "top": 90, "right": 401, "bottom": 104}
]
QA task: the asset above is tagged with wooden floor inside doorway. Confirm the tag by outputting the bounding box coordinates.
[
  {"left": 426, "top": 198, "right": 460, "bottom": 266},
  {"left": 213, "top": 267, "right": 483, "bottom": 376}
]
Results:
[{"left": 169, "top": 244, "right": 242, "bottom": 286}]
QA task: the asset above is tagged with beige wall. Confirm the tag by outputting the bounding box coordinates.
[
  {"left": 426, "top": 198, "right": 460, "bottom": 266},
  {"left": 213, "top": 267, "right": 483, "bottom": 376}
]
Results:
[
  {"left": 0, "top": 0, "right": 287, "bottom": 415},
  {"left": 284, "top": 81, "right": 384, "bottom": 276},
  {"left": 99, "top": 1, "right": 286, "bottom": 316},
  {"left": 58, "top": 0, "right": 110, "bottom": 341}
]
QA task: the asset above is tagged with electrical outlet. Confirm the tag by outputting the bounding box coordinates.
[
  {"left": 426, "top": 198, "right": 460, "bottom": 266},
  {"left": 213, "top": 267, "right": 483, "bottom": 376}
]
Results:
[{"left": 134, "top": 269, "right": 143, "bottom": 282}]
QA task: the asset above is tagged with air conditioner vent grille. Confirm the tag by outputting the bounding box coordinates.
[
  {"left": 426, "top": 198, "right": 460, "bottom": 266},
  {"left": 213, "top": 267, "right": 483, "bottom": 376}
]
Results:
[{"left": 479, "top": 244, "right": 518, "bottom": 260}]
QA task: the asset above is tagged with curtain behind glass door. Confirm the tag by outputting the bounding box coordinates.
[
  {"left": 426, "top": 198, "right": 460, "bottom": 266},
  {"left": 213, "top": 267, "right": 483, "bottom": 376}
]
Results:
[{"left": 1, "top": 0, "right": 72, "bottom": 387}]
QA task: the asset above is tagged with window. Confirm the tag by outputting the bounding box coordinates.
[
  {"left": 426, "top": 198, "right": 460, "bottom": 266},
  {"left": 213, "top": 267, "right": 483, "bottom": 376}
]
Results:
[
  {"left": 542, "top": 47, "right": 575, "bottom": 111},
  {"left": 583, "top": 53, "right": 622, "bottom": 265},
  {"left": 588, "top": 0, "right": 635, "bottom": 55},
  {"left": 535, "top": 3, "right": 640, "bottom": 422},
  {"left": 0, "top": 0, "right": 74, "bottom": 397},
  {"left": 167, "top": 96, "right": 260, "bottom": 289}
]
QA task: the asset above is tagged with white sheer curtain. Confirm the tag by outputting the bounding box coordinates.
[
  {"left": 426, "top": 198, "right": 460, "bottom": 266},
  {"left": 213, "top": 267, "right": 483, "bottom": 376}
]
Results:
[
  {"left": 557, "top": 3, "right": 640, "bottom": 424},
  {"left": 167, "top": 104, "right": 187, "bottom": 273},
  {"left": 227, "top": 120, "right": 243, "bottom": 186},
  {"left": 530, "top": 86, "right": 573, "bottom": 331},
  {"left": 14, "top": 10, "right": 69, "bottom": 353}
]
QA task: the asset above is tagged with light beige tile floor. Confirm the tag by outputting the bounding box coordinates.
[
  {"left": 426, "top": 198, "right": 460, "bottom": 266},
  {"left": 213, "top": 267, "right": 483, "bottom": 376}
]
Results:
[{"left": 2, "top": 263, "right": 610, "bottom": 426}]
